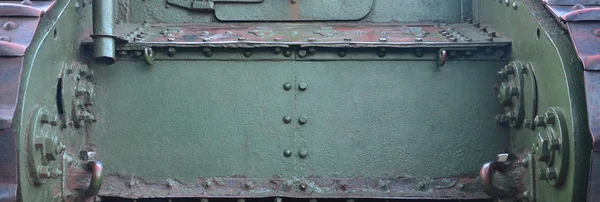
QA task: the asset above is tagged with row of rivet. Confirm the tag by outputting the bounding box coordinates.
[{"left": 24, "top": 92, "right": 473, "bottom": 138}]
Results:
[
  {"left": 496, "top": 0, "right": 518, "bottom": 9},
  {"left": 119, "top": 47, "right": 438, "bottom": 58},
  {"left": 0, "top": 21, "right": 18, "bottom": 42}
]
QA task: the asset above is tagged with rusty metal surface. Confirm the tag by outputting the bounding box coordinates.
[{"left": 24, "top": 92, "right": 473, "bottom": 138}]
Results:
[
  {"left": 0, "top": 57, "right": 22, "bottom": 129},
  {"left": 0, "top": 1, "right": 56, "bottom": 17},
  {"left": 96, "top": 175, "right": 487, "bottom": 200},
  {"left": 0, "top": 129, "right": 17, "bottom": 202},
  {"left": 544, "top": 1, "right": 600, "bottom": 150},
  {"left": 544, "top": 2, "right": 600, "bottom": 201},
  {"left": 113, "top": 22, "right": 510, "bottom": 49},
  {"left": 0, "top": 18, "right": 43, "bottom": 56}
]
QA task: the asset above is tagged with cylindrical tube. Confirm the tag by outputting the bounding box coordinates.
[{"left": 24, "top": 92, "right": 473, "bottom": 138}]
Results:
[{"left": 92, "top": 0, "right": 115, "bottom": 65}]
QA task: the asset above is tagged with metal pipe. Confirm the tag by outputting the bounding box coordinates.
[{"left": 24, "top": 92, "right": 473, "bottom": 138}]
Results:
[{"left": 92, "top": 0, "right": 115, "bottom": 65}]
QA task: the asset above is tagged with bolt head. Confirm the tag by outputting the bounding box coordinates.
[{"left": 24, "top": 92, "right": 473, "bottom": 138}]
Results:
[
  {"left": 299, "top": 182, "right": 308, "bottom": 190},
  {"left": 299, "top": 148, "right": 308, "bottom": 158},
  {"left": 243, "top": 50, "right": 252, "bottom": 58},
  {"left": 299, "top": 82, "right": 308, "bottom": 91},
  {"left": 338, "top": 50, "right": 347, "bottom": 57},
  {"left": 283, "top": 50, "right": 293, "bottom": 57},
  {"left": 299, "top": 115, "right": 308, "bottom": 124},
  {"left": 298, "top": 49, "right": 308, "bottom": 57},
  {"left": 38, "top": 166, "right": 50, "bottom": 178}
]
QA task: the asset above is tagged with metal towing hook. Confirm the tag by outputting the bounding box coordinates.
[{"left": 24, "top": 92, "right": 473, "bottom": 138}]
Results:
[
  {"left": 80, "top": 151, "right": 103, "bottom": 196},
  {"left": 480, "top": 153, "right": 529, "bottom": 200}
]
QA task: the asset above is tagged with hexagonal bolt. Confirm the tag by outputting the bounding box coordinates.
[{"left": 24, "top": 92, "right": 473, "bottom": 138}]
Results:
[
  {"left": 544, "top": 112, "right": 556, "bottom": 125},
  {"left": 79, "top": 151, "right": 96, "bottom": 161},
  {"left": 298, "top": 82, "right": 308, "bottom": 91},
  {"left": 537, "top": 131, "right": 551, "bottom": 163},
  {"left": 548, "top": 138, "right": 561, "bottom": 151},
  {"left": 40, "top": 113, "right": 59, "bottom": 126},
  {"left": 298, "top": 115, "right": 308, "bottom": 125},
  {"left": 37, "top": 165, "right": 51, "bottom": 179},
  {"left": 77, "top": 111, "right": 97, "bottom": 123},
  {"left": 533, "top": 115, "right": 547, "bottom": 128},
  {"left": 45, "top": 136, "right": 59, "bottom": 161},
  {"left": 299, "top": 148, "right": 308, "bottom": 158},
  {"left": 538, "top": 168, "right": 557, "bottom": 180},
  {"left": 50, "top": 168, "right": 63, "bottom": 178}
]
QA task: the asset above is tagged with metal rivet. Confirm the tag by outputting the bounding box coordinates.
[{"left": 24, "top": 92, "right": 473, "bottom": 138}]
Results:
[
  {"left": 298, "top": 49, "right": 308, "bottom": 58},
  {"left": 21, "top": 0, "right": 32, "bottom": 5},
  {"left": 299, "top": 182, "right": 308, "bottom": 190},
  {"left": 298, "top": 115, "right": 308, "bottom": 124},
  {"left": 274, "top": 37, "right": 282, "bottom": 42},
  {"left": 2, "top": 21, "right": 17, "bottom": 30},
  {"left": 275, "top": 198, "right": 283, "bottom": 202},
  {"left": 238, "top": 37, "right": 246, "bottom": 41},
  {"left": 167, "top": 38, "right": 175, "bottom": 41},
  {"left": 243, "top": 50, "right": 252, "bottom": 58},
  {"left": 415, "top": 48, "right": 424, "bottom": 57},
  {"left": 168, "top": 47, "right": 176, "bottom": 57},
  {"left": 283, "top": 50, "right": 293, "bottom": 57},
  {"left": 283, "top": 116, "right": 292, "bottom": 124},
  {"left": 379, "top": 37, "right": 388, "bottom": 42},
  {"left": 512, "top": 1, "right": 518, "bottom": 9},
  {"left": 203, "top": 47, "right": 213, "bottom": 57},
  {"left": 415, "top": 38, "right": 423, "bottom": 42},
  {"left": 505, "top": 0, "right": 510, "bottom": 6},
  {"left": 307, "top": 47, "right": 317, "bottom": 55},
  {"left": 274, "top": 47, "right": 282, "bottom": 54},
  {"left": 201, "top": 31, "right": 210, "bottom": 36},
  {"left": 0, "top": 36, "right": 11, "bottom": 42},
  {"left": 338, "top": 49, "right": 347, "bottom": 57},
  {"left": 307, "top": 38, "right": 316, "bottom": 42},
  {"left": 202, "top": 37, "right": 211, "bottom": 42},
  {"left": 283, "top": 83, "right": 292, "bottom": 91},
  {"left": 343, "top": 38, "right": 352, "bottom": 42},
  {"left": 283, "top": 150, "right": 292, "bottom": 157},
  {"left": 377, "top": 48, "right": 386, "bottom": 58},
  {"left": 298, "top": 82, "right": 308, "bottom": 91},
  {"left": 299, "top": 148, "right": 308, "bottom": 158}
]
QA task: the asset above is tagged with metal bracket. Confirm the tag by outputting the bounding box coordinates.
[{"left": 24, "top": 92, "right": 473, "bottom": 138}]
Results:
[{"left": 167, "top": 0, "right": 263, "bottom": 11}]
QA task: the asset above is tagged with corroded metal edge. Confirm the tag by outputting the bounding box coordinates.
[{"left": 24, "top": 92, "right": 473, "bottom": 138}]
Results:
[{"left": 95, "top": 175, "right": 488, "bottom": 200}]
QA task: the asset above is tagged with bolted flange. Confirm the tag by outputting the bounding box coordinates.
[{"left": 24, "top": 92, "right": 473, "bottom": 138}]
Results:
[
  {"left": 533, "top": 107, "right": 569, "bottom": 186},
  {"left": 494, "top": 61, "right": 526, "bottom": 128},
  {"left": 27, "top": 107, "right": 66, "bottom": 184}
]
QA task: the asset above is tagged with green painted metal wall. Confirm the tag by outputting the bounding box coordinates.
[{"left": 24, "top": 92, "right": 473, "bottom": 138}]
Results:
[{"left": 92, "top": 60, "right": 506, "bottom": 181}]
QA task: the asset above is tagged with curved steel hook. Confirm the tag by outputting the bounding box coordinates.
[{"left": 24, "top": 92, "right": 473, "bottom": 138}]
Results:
[
  {"left": 85, "top": 160, "right": 103, "bottom": 196},
  {"left": 437, "top": 49, "right": 447, "bottom": 67},
  {"left": 143, "top": 47, "right": 154, "bottom": 65}
]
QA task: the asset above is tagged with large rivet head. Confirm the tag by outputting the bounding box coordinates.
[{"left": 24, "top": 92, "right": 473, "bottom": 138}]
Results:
[
  {"left": 2, "top": 21, "right": 17, "bottom": 30},
  {"left": 299, "top": 148, "right": 308, "bottom": 158},
  {"left": 298, "top": 115, "right": 308, "bottom": 124},
  {"left": 283, "top": 150, "right": 292, "bottom": 157},
  {"left": 298, "top": 49, "right": 308, "bottom": 58},
  {"left": 282, "top": 116, "right": 292, "bottom": 124},
  {"left": 283, "top": 82, "right": 292, "bottom": 91},
  {"left": 0, "top": 36, "right": 11, "bottom": 42}
]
